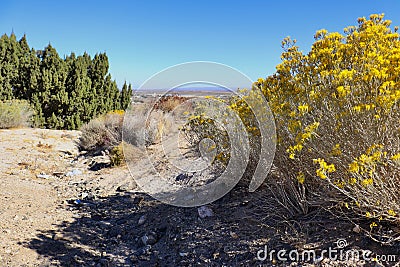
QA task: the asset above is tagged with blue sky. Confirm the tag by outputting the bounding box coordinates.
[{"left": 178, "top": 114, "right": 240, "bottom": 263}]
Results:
[{"left": 1, "top": 1, "right": 400, "bottom": 88}]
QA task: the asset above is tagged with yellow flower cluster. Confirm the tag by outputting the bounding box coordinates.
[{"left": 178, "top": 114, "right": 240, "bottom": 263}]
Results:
[
  {"left": 287, "top": 121, "right": 320, "bottom": 159},
  {"left": 106, "top": 110, "right": 125, "bottom": 116},
  {"left": 297, "top": 171, "right": 305, "bottom": 184},
  {"left": 297, "top": 104, "right": 309, "bottom": 114},
  {"left": 313, "top": 158, "right": 336, "bottom": 179},
  {"left": 336, "top": 86, "right": 351, "bottom": 97},
  {"left": 391, "top": 153, "right": 400, "bottom": 162},
  {"left": 349, "top": 144, "right": 384, "bottom": 177},
  {"left": 331, "top": 144, "right": 342, "bottom": 156}
]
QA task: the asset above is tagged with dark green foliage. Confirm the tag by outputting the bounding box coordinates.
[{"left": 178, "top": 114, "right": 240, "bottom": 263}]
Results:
[
  {"left": 0, "top": 33, "right": 132, "bottom": 129},
  {"left": 120, "top": 82, "right": 133, "bottom": 110}
]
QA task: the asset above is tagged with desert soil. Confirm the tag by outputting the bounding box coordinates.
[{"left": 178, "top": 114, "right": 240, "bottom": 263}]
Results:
[{"left": 0, "top": 128, "right": 398, "bottom": 266}]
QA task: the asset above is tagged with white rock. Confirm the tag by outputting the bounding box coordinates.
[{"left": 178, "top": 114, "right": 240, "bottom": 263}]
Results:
[
  {"left": 37, "top": 173, "right": 51, "bottom": 179},
  {"left": 138, "top": 215, "right": 146, "bottom": 225},
  {"left": 66, "top": 169, "right": 82, "bottom": 176},
  {"left": 353, "top": 224, "right": 361, "bottom": 233},
  {"left": 198, "top": 206, "right": 214, "bottom": 218}
]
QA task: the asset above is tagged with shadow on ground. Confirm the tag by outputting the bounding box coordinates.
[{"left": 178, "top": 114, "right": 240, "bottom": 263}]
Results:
[
  {"left": 23, "top": 184, "right": 396, "bottom": 266},
  {"left": 22, "top": 185, "right": 288, "bottom": 266}
]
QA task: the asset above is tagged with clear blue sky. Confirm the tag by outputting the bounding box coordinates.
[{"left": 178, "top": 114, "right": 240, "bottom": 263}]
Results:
[{"left": 1, "top": 0, "right": 400, "bottom": 88}]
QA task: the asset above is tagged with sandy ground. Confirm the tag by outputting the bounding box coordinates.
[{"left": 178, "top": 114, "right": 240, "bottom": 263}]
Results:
[
  {"left": 0, "top": 128, "right": 133, "bottom": 266},
  {"left": 0, "top": 128, "right": 398, "bottom": 266}
]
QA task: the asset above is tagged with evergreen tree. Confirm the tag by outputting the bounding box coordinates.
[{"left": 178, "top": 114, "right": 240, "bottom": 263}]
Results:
[
  {"left": 0, "top": 33, "right": 133, "bottom": 129},
  {"left": 38, "top": 44, "right": 68, "bottom": 128},
  {"left": 65, "top": 53, "right": 92, "bottom": 129},
  {"left": 120, "top": 81, "right": 132, "bottom": 110},
  {"left": 0, "top": 33, "right": 19, "bottom": 100}
]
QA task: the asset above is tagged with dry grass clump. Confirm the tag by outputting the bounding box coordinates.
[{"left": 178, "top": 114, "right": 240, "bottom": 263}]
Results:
[
  {"left": 78, "top": 110, "right": 124, "bottom": 152},
  {"left": 123, "top": 104, "right": 175, "bottom": 147},
  {"left": 0, "top": 99, "right": 33, "bottom": 129},
  {"left": 80, "top": 100, "right": 177, "bottom": 161}
]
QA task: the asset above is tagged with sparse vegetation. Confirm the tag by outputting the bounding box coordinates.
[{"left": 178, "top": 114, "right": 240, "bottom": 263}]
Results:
[
  {"left": 110, "top": 143, "right": 125, "bottom": 166},
  {"left": 78, "top": 110, "right": 124, "bottom": 152},
  {"left": 153, "top": 94, "right": 187, "bottom": 112},
  {"left": 123, "top": 99, "right": 178, "bottom": 147}
]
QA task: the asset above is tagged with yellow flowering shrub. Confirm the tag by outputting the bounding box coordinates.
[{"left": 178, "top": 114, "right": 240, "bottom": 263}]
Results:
[
  {"left": 183, "top": 111, "right": 230, "bottom": 168},
  {"left": 183, "top": 14, "right": 399, "bottom": 243},
  {"left": 258, "top": 14, "right": 400, "bottom": 242},
  {"left": 182, "top": 91, "right": 263, "bottom": 178}
]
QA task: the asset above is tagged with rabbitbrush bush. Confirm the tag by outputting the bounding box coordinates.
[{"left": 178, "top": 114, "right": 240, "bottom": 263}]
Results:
[
  {"left": 185, "top": 14, "right": 400, "bottom": 244},
  {"left": 0, "top": 99, "right": 33, "bottom": 128},
  {"left": 182, "top": 92, "right": 263, "bottom": 180},
  {"left": 259, "top": 14, "right": 400, "bottom": 243}
]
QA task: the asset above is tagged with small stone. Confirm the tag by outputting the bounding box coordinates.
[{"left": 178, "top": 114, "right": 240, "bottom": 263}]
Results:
[
  {"left": 147, "top": 234, "right": 157, "bottom": 245},
  {"left": 36, "top": 173, "right": 51, "bottom": 179},
  {"left": 108, "top": 226, "right": 122, "bottom": 237},
  {"left": 229, "top": 231, "right": 238, "bottom": 239},
  {"left": 137, "top": 245, "right": 152, "bottom": 256},
  {"left": 129, "top": 255, "right": 138, "bottom": 263},
  {"left": 66, "top": 169, "right": 82, "bottom": 177},
  {"left": 117, "top": 183, "right": 129, "bottom": 192},
  {"left": 141, "top": 235, "right": 148, "bottom": 245},
  {"left": 198, "top": 205, "right": 214, "bottom": 218},
  {"left": 53, "top": 233, "right": 64, "bottom": 241},
  {"left": 141, "top": 234, "right": 157, "bottom": 245},
  {"left": 353, "top": 224, "right": 361, "bottom": 233},
  {"left": 176, "top": 173, "right": 189, "bottom": 181},
  {"left": 73, "top": 255, "right": 84, "bottom": 263},
  {"left": 179, "top": 252, "right": 188, "bottom": 257},
  {"left": 138, "top": 215, "right": 146, "bottom": 225}
]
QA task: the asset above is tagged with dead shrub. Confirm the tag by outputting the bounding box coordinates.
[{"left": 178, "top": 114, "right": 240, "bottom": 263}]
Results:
[{"left": 79, "top": 111, "right": 124, "bottom": 152}]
